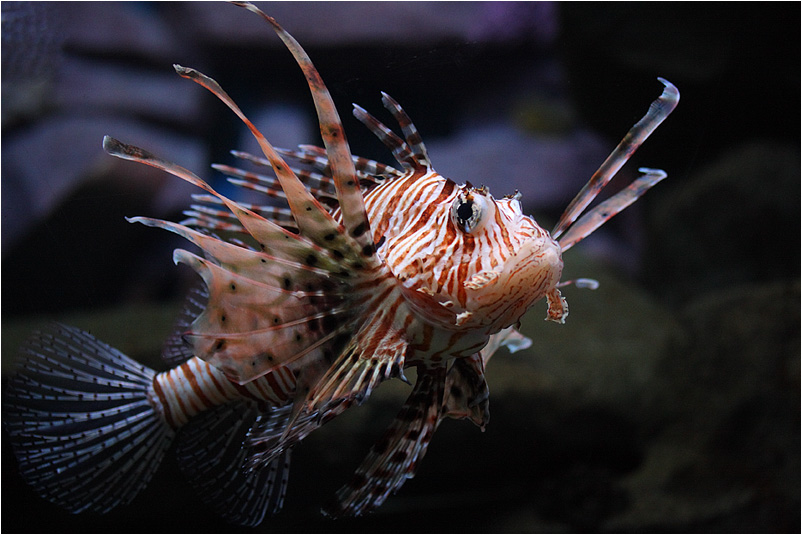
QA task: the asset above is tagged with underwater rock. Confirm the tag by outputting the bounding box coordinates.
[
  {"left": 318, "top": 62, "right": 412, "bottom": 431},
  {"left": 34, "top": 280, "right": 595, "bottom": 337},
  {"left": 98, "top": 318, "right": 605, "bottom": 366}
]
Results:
[
  {"left": 608, "top": 280, "right": 800, "bottom": 531},
  {"left": 643, "top": 141, "right": 800, "bottom": 304},
  {"left": 2, "top": 2, "right": 206, "bottom": 253},
  {"left": 54, "top": 56, "right": 205, "bottom": 124},
  {"left": 1, "top": 2, "right": 66, "bottom": 127},
  {"left": 1, "top": 117, "right": 204, "bottom": 252},
  {"left": 61, "top": 2, "right": 188, "bottom": 62}
]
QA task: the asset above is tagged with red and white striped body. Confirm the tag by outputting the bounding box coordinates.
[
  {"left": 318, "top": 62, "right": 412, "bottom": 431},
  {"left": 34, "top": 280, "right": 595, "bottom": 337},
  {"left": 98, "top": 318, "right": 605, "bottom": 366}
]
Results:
[
  {"left": 150, "top": 357, "right": 295, "bottom": 428},
  {"left": 148, "top": 161, "right": 564, "bottom": 431}
]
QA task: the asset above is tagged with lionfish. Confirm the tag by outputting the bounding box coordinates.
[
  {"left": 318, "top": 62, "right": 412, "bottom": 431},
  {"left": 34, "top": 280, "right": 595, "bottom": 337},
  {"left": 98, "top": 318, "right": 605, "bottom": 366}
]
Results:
[{"left": 3, "top": 2, "right": 679, "bottom": 525}]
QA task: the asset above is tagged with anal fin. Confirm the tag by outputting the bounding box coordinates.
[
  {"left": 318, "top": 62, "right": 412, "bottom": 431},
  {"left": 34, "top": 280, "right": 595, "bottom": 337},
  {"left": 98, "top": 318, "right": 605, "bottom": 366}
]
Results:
[{"left": 176, "top": 402, "right": 291, "bottom": 526}]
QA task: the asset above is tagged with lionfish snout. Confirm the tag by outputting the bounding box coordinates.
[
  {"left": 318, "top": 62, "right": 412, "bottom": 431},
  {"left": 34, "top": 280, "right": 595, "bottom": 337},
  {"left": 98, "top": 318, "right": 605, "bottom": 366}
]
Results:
[
  {"left": 481, "top": 215, "right": 564, "bottom": 330},
  {"left": 446, "top": 197, "right": 565, "bottom": 332}
]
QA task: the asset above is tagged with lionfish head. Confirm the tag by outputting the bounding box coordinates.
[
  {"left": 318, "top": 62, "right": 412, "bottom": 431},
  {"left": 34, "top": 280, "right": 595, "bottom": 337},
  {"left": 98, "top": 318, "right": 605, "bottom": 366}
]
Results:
[
  {"left": 383, "top": 74, "right": 680, "bottom": 334},
  {"left": 384, "top": 176, "right": 564, "bottom": 335}
]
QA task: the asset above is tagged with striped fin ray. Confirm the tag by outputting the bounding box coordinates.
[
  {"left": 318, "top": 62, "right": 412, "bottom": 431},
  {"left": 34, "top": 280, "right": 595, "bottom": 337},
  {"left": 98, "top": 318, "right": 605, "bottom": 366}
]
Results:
[
  {"left": 277, "top": 145, "right": 404, "bottom": 182},
  {"left": 242, "top": 401, "right": 343, "bottom": 471},
  {"left": 552, "top": 78, "right": 679, "bottom": 242},
  {"left": 440, "top": 353, "right": 491, "bottom": 430},
  {"left": 236, "top": 148, "right": 333, "bottom": 195},
  {"left": 249, "top": 285, "right": 412, "bottom": 453},
  {"left": 162, "top": 284, "right": 208, "bottom": 366},
  {"left": 2, "top": 324, "right": 175, "bottom": 514},
  {"left": 558, "top": 167, "right": 668, "bottom": 251},
  {"left": 235, "top": 2, "right": 375, "bottom": 254},
  {"left": 323, "top": 364, "right": 447, "bottom": 518},
  {"left": 305, "top": 281, "right": 410, "bottom": 412},
  {"left": 351, "top": 93, "right": 432, "bottom": 171},
  {"left": 380, "top": 92, "right": 431, "bottom": 169},
  {"left": 352, "top": 104, "right": 416, "bottom": 170},
  {"left": 170, "top": 65, "right": 356, "bottom": 254},
  {"left": 171, "top": 247, "right": 354, "bottom": 384},
  {"left": 175, "top": 402, "right": 291, "bottom": 526},
  {"left": 102, "top": 135, "right": 335, "bottom": 264},
  {"left": 182, "top": 194, "right": 296, "bottom": 233},
  {"left": 203, "top": 147, "right": 399, "bottom": 231},
  {"left": 234, "top": 147, "right": 401, "bottom": 194},
  {"left": 106, "top": 2, "right": 412, "bottom": 411},
  {"left": 240, "top": 287, "right": 414, "bottom": 465},
  {"left": 325, "top": 328, "right": 529, "bottom": 517},
  {"left": 103, "top": 138, "right": 367, "bottom": 385},
  {"left": 212, "top": 162, "right": 340, "bottom": 206},
  {"left": 181, "top": 205, "right": 249, "bottom": 233}
]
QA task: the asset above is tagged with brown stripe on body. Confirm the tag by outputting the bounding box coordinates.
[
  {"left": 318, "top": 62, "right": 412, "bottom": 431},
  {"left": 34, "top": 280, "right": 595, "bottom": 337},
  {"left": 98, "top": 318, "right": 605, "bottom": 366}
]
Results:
[
  {"left": 264, "top": 369, "right": 291, "bottom": 403},
  {"left": 493, "top": 206, "right": 514, "bottom": 253},
  {"left": 150, "top": 375, "right": 178, "bottom": 428},
  {"left": 151, "top": 356, "right": 295, "bottom": 428},
  {"left": 359, "top": 287, "right": 403, "bottom": 358},
  {"left": 455, "top": 260, "right": 470, "bottom": 306},
  {"left": 365, "top": 171, "right": 450, "bottom": 241},
  {"left": 180, "top": 360, "right": 214, "bottom": 410},
  {"left": 165, "top": 370, "right": 193, "bottom": 418}
]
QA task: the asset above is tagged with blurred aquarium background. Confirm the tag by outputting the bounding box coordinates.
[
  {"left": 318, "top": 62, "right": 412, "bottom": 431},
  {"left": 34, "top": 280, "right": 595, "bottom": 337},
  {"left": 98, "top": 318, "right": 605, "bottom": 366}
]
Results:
[{"left": 2, "top": 2, "right": 799, "bottom": 532}]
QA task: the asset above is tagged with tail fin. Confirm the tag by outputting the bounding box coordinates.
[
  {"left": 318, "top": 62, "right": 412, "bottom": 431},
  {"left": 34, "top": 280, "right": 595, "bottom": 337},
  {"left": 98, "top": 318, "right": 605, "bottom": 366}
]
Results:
[{"left": 3, "top": 323, "right": 175, "bottom": 514}]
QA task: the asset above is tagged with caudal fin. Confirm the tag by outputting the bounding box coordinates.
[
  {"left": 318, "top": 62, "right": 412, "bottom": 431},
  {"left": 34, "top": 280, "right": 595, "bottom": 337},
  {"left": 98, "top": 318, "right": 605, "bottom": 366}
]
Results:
[{"left": 3, "top": 323, "right": 175, "bottom": 514}]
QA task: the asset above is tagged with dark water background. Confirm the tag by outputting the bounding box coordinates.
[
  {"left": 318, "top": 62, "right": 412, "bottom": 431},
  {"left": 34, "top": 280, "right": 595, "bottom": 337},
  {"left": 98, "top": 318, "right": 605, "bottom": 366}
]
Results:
[{"left": 2, "top": 2, "right": 799, "bottom": 532}]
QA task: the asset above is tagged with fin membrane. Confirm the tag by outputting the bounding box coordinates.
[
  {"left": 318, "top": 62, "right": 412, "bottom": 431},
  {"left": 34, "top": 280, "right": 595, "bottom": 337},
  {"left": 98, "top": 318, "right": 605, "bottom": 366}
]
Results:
[
  {"left": 162, "top": 283, "right": 209, "bottom": 367},
  {"left": 442, "top": 353, "right": 490, "bottom": 430},
  {"left": 176, "top": 402, "right": 291, "bottom": 526},
  {"left": 3, "top": 324, "right": 175, "bottom": 514}
]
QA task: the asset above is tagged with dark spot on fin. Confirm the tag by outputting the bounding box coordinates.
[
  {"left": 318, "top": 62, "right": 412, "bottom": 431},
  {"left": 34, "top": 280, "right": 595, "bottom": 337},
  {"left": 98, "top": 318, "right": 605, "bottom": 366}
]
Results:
[{"left": 351, "top": 222, "right": 367, "bottom": 238}]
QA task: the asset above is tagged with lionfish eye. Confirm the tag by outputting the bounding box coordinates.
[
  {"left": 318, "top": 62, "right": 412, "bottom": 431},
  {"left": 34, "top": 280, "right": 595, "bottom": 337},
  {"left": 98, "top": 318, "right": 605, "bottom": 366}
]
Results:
[
  {"left": 456, "top": 200, "right": 474, "bottom": 221},
  {"left": 451, "top": 193, "right": 484, "bottom": 233}
]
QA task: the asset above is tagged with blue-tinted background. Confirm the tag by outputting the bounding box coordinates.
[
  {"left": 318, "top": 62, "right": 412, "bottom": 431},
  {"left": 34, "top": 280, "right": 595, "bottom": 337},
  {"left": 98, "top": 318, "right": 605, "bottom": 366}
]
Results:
[{"left": 2, "top": 2, "right": 798, "bottom": 532}]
